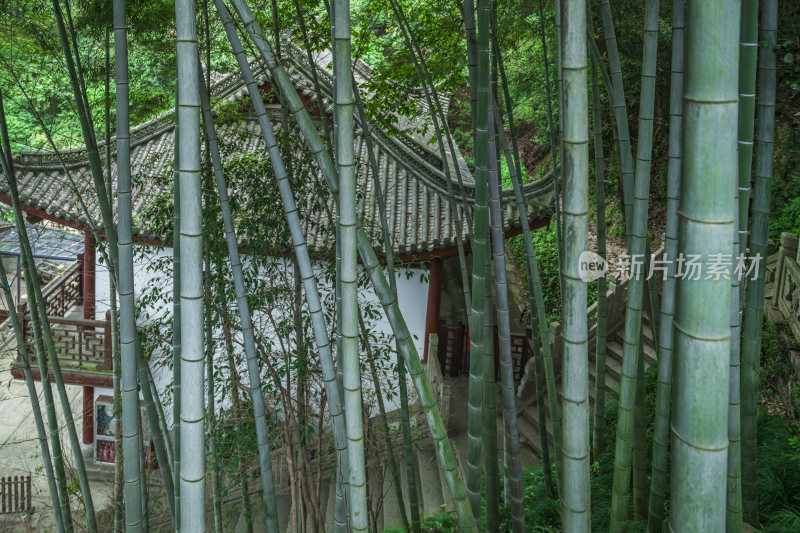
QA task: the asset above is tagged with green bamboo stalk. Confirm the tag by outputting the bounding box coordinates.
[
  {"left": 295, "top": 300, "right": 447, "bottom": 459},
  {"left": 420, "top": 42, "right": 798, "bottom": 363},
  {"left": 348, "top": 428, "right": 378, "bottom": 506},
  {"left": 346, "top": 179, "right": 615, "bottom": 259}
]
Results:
[
  {"left": 554, "top": 0, "right": 562, "bottom": 245},
  {"left": 647, "top": 2, "right": 683, "bottom": 529},
  {"left": 172, "top": 97, "right": 182, "bottom": 533},
  {"left": 353, "top": 75, "right": 421, "bottom": 532},
  {"left": 737, "top": 0, "right": 759, "bottom": 261},
  {"left": 560, "top": 0, "right": 590, "bottom": 530},
  {"left": 145, "top": 362, "right": 173, "bottom": 471},
  {"left": 464, "top": 0, "right": 493, "bottom": 519},
  {"left": 534, "top": 0, "right": 560, "bottom": 208},
  {"left": 136, "top": 348, "right": 176, "bottom": 524},
  {"left": 727, "top": 137, "right": 744, "bottom": 533},
  {"left": 227, "top": 2, "right": 476, "bottom": 526},
  {"left": 608, "top": 0, "right": 659, "bottom": 529},
  {"left": 741, "top": 0, "right": 777, "bottom": 524},
  {"left": 0, "top": 255, "right": 63, "bottom": 532},
  {"left": 670, "top": 0, "right": 739, "bottom": 529},
  {"left": 290, "top": 0, "right": 332, "bottom": 147},
  {"left": 481, "top": 239, "right": 500, "bottom": 531},
  {"left": 111, "top": 279, "right": 124, "bottom": 533},
  {"left": 332, "top": 1, "right": 367, "bottom": 528},
  {"left": 731, "top": 2, "right": 759, "bottom": 520},
  {"left": 491, "top": 5, "right": 561, "bottom": 494},
  {"left": 632, "top": 340, "right": 648, "bottom": 521},
  {"left": 487, "top": 98, "right": 525, "bottom": 531},
  {"left": 63, "top": 0, "right": 93, "bottom": 141},
  {"left": 175, "top": 0, "right": 206, "bottom": 527},
  {"left": 137, "top": 394, "right": 148, "bottom": 532},
  {"left": 530, "top": 313, "right": 555, "bottom": 498},
  {"left": 590, "top": 57, "right": 608, "bottom": 460},
  {"left": 0, "top": 90, "right": 96, "bottom": 533},
  {"left": 551, "top": 0, "right": 565, "bottom": 283},
  {"left": 461, "top": 0, "right": 478, "bottom": 151},
  {"left": 112, "top": 0, "right": 144, "bottom": 527},
  {"left": 212, "top": 4, "right": 347, "bottom": 529},
  {"left": 597, "top": 0, "right": 634, "bottom": 240},
  {"left": 103, "top": 25, "right": 125, "bottom": 532}
]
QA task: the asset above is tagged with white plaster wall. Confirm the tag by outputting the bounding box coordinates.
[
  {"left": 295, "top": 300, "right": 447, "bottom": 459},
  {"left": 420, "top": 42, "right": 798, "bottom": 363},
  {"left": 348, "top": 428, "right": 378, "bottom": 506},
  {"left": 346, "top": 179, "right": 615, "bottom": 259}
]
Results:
[{"left": 91, "top": 244, "right": 430, "bottom": 422}]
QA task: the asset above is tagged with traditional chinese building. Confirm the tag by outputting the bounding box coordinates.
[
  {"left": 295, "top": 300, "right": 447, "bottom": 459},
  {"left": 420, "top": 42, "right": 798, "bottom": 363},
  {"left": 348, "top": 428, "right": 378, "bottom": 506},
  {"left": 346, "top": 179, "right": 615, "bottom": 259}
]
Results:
[{"left": 0, "top": 41, "right": 555, "bottom": 461}]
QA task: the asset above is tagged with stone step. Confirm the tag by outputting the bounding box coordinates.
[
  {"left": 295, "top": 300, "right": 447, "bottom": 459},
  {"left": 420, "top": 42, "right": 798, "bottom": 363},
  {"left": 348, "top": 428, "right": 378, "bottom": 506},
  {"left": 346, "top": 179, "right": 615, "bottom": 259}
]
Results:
[{"left": 517, "top": 411, "right": 546, "bottom": 455}]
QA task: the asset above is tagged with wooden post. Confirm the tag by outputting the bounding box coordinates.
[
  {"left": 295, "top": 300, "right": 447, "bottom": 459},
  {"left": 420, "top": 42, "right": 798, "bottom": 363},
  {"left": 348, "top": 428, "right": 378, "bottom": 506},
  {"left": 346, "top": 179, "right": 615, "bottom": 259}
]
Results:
[
  {"left": 423, "top": 257, "right": 444, "bottom": 363},
  {"left": 82, "top": 386, "right": 94, "bottom": 445},
  {"left": 103, "top": 310, "right": 112, "bottom": 371},
  {"left": 83, "top": 230, "right": 95, "bottom": 320}
]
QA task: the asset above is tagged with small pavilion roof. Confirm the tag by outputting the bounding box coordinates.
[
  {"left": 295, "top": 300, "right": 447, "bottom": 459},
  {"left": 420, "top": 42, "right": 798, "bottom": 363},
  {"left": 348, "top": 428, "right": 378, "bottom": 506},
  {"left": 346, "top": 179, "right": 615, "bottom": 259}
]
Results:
[{"left": 0, "top": 41, "right": 554, "bottom": 260}]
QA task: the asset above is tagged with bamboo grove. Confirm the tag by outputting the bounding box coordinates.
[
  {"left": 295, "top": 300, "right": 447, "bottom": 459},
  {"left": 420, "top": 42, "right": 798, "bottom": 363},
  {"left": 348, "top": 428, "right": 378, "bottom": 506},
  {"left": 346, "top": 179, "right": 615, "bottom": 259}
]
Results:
[{"left": 0, "top": 0, "right": 790, "bottom": 531}]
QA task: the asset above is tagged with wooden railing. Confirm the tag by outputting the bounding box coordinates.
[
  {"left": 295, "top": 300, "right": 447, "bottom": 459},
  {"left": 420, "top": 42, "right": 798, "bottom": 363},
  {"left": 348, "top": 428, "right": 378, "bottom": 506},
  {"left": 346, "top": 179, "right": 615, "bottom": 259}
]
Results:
[
  {"left": 772, "top": 232, "right": 800, "bottom": 344},
  {"left": 437, "top": 320, "right": 466, "bottom": 377},
  {"left": 7, "top": 258, "right": 114, "bottom": 379},
  {"left": 37, "top": 259, "right": 83, "bottom": 317},
  {"left": 20, "top": 314, "right": 112, "bottom": 373},
  {"left": 0, "top": 475, "right": 32, "bottom": 515},
  {"left": 435, "top": 320, "right": 531, "bottom": 385}
]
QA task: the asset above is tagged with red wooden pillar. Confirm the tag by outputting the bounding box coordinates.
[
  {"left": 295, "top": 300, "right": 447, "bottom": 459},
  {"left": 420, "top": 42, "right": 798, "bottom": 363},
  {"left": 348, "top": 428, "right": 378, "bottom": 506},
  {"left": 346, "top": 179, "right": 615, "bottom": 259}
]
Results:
[
  {"left": 423, "top": 257, "right": 444, "bottom": 363},
  {"left": 82, "top": 231, "right": 95, "bottom": 445},
  {"left": 83, "top": 230, "right": 95, "bottom": 320},
  {"left": 82, "top": 386, "right": 94, "bottom": 444}
]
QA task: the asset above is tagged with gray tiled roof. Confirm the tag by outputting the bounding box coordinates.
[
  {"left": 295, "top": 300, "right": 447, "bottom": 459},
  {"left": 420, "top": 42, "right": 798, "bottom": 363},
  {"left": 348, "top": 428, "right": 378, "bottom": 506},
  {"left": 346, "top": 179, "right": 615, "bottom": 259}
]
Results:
[{"left": 1, "top": 42, "right": 554, "bottom": 257}]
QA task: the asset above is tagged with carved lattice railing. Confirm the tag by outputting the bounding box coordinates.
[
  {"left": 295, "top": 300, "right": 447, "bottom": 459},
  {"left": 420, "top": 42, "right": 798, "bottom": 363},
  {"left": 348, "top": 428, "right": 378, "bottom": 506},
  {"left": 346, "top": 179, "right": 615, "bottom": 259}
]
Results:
[
  {"left": 773, "top": 232, "right": 800, "bottom": 344},
  {"left": 20, "top": 315, "right": 112, "bottom": 373},
  {"left": 9, "top": 258, "right": 113, "bottom": 377}
]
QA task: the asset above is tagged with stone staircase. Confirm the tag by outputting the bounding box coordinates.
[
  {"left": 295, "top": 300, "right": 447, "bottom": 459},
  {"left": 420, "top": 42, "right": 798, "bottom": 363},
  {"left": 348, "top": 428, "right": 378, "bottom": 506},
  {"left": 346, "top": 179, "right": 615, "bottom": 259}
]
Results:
[
  {"left": 515, "top": 306, "right": 658, "bottom": 457},
  {"left": 514, "top": 248, "right": 664, "bottom": 458}
]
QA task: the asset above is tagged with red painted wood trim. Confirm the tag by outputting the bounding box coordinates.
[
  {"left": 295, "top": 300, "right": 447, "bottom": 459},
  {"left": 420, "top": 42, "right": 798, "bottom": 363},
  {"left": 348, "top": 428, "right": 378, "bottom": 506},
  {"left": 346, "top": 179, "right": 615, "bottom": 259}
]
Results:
[
  {"left": 10, "top": 366, "right": 113, "bottom": 388},
  {"left": 1, "top": 193, "right": 552, "bottom": 264},
  {"left": 82, "top": 386, "right": 94, "bottom": 444},
  {"left": 423, "top": 258, "right": 444, "bottom": 363},
  {"left": 0, "top": 193, "right": 163, "bottom": 246}
]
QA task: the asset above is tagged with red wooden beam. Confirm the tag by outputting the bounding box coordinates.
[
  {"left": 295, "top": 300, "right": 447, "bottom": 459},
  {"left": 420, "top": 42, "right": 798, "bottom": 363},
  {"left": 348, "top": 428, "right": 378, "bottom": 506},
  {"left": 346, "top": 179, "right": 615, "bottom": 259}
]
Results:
[
  {"left": 82, "top": 386, "right": 94, "bottom": 445},
  {"left": 1, "top": 194, "right": 552, "bottom": 265},
  {"left": 423, "top": 257, "right": 444, "bottom": 363}
]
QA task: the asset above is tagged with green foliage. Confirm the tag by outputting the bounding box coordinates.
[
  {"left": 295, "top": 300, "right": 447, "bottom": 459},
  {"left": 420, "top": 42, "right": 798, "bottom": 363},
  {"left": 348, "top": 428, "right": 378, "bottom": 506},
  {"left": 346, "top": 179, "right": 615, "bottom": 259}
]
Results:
[
  {"left": 508, "top": 223, "right": 597, "bottom": 324},
  {"left": 0, "top": 0, "right": 235, "bottom": 151},
  {"left": 481, "top": 353, "right": 800, "bottom": 532},
  {"left": 768, "top": 2, "right": 800, "bottom": 242},
  {"left": 757, "top": 411, "right": 800, "bottom": 532},
  {"left": 383, "top": 507, "right": 459, "bottom": 532}
]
